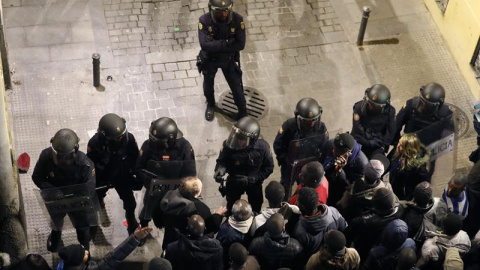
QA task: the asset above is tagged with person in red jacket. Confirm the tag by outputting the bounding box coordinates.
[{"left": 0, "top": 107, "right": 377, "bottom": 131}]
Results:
[{"left": 289, "top": 161, "right": 328, "bottom": 206}]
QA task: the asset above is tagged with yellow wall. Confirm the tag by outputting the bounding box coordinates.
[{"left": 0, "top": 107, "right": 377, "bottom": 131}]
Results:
[{"left": 424, "top": 0, "right": 480, "bottom": 99}]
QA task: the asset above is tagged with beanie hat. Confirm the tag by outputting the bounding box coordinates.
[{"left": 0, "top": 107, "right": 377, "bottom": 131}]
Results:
[
  {"left": 372, "top": 188, "right": 396, "bottom": 216},
  {"left": 58, "top": 245, "right": 85, "bottom": 266},
  {"left": 443, "top": 213, "right": 463, "bottom": 236},
  {"left": 324, "top": 230, "right": 346, "bottom": 257},
  {"left": 148, "top": 258, "right": 172, "bottom": 270},
  {"left": 364, "top": 160, "right": 385, "bottom": 181},
  {"left": 413, "top": 181, "right": 433, "bottom": 207},
  {"left": 229, "top": 243, "right": 248, "bottom": 266},
  {"left": 334, "top": 133, "right": 355, "bottom": 153}
]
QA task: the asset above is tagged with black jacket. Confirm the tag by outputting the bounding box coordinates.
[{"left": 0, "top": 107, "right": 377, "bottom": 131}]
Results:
[
  {"left": 198, "top": 12, "right": 245, "bottom": 55},
  {"left": 165, "top": 234, "right": 223, "bottom": 270},
  {"left": 32, "top": 148, "right": 95, "bottom": 189},
  {"left": 87, "top": 132, "right": 139, "bottom": 189},
  {"left": 248, "top": 232, "right": 303, "bottom": 270},
  {"left": 346, "top": 204, "right": 406, "bottom": 262},
  {"left": 156, "top": 189, "right": 222, "bottom": 250}
]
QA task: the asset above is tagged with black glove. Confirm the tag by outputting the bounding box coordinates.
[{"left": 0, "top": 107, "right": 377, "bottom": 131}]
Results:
[
  {"left": 214, "top": 166, "right": 227, "bottom": 183},
  {"left": 225, "top": 37, "right": 236, "bottom": 46},
  {"left": 234, "top": 175, "right": 248, "bottom": 187}
]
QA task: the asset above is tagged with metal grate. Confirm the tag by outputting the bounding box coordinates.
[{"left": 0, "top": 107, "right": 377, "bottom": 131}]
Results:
[
  {"left": 217, "top": 87, "right": 268, "bottom": 120},
  {"left": 435, "top": 0, "right": 449, "bottom": 13},
  {"left": 446, "top": 103, "right": 469, "bottom": 138}
]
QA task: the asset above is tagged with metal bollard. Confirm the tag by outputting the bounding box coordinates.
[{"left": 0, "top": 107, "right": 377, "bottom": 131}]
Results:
[
  {"left": 356, "top": 6, "right": 371, "bottom": 46},
  {"left": 92, "top": 53, "right": 101, "bottom": 87}
]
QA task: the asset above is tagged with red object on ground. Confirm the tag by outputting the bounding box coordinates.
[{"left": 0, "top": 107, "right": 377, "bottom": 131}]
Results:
[
  {"left": 17, "top": 152, "right": 30, "bottom": 173},
  {"left": 122, "top": 220, "right": 128, "bottom": 227}
]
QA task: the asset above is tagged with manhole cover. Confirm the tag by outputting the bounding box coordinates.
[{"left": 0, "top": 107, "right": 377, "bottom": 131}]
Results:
[
  {"left": 446, "top": 103, "right": 469, "bottom": 138},
  {"left": 217, "top": 87, "right": 268, "bottom": 120}
]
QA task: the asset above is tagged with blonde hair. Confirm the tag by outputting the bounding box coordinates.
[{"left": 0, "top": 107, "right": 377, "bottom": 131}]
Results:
[
  {"left": 394, "top": 133, "right": 421, "bottom": 170},
  {"left": 179, "top": 176, "right": 202, "bottom": 198}
]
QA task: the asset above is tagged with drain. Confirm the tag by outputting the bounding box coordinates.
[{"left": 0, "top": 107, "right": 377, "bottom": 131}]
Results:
[
  {"left": 217, "top": 87, "right": 268, "bottom": 120},
  {"left": 446, "top": 103, "right": 469, "bottom": 138}
]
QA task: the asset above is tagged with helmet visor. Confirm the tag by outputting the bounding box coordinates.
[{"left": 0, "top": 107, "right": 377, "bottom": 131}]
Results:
[
  {"left": 361, "top": 99, "right": 385, "bottom": 115},
  {"left": 51, "top": 146, "right": 76, "bottom": 167},
  {"left": 225, "top": 127, "right": 251, "bottom": 150},
  {"left": 105, "top": 133, "right": 126, "bottom": 150},
  {"left": 149, "top": 137, "right": 169, "bottom": 152},
  {"left": 297, "top": 115, "right": 320, "bottom": 132},
  {"left": 417, "top": 95, "right": 439, "bottom": 115},
  {"left": 210, "top": 5, "right": 233, "bottom": 23}
]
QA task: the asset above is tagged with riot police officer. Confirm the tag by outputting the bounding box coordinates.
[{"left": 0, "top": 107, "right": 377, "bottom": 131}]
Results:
[
  {"left": 198, "top": 0, "right": 247, "bottom": 121},
  {"left": 351, "top": 84, "right": 396, "bottom": 159},
  {"left": 273, "top": 98, "right": 328, "bottom": 200},
  {"left": 136, "top": 117, "right": 196, "bottom": 228},
  {"left": 214, "top": 116, "right": 274, "bottom": 213},
  {"left": 87, "top": 113, "right": 141, "bottom": 235},
  {"left": 394, "top": 82, "right": 454, "bottom": 179},
  {"left": 32, "top": 129, "right": 96, "bottom": 252}
]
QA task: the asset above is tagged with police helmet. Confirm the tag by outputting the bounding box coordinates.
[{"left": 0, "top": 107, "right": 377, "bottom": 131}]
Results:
[
  {"left": 294, "top": 98, "right": 323, "bottom": 133},
  {"left": 226, "top": 116, "right": 260, "bottom": 150},
  {"left": 149, "top": 117, "right": 183, "bottom": 151},
  {"left": 361, "top": 84, "right": 391, "bottom": 115},
  {"left": 98, "top": 113, "right": 127, "bottom": 149},
  {"left": 417, "top": 82, "right": 445, "bottom": 115},
  {"left": 50, "top": 128, "right": 79, "bottom": 167},
  {"left": 208, "top": 0, "right": 233, "bottom": 24}
]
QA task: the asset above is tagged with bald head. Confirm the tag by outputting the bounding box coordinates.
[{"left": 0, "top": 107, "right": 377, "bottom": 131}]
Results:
[
  {"left": 187, "top": 214, "right": 205, "bottom": 238},
  {"left": 232, "top": 199, "right": 252, "bottom": 221},
  {"left": 265, "top": 213, "right": 284, "bottom": 236},
  {"left": 179, "top": 177, "right": 202, "bottom": 199}
]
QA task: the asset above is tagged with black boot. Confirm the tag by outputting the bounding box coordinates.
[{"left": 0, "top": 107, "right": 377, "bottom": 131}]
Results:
[
  {"left": 205, "top": 105, "right": 215, "bottom": 121},
  {"left": 47, "top": 230, "right": 62, "bottom": 252}
]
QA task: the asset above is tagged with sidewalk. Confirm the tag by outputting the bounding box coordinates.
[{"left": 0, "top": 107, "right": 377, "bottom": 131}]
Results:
[{"left": 2, "top": 0, "right": 476, "bottom": 266}]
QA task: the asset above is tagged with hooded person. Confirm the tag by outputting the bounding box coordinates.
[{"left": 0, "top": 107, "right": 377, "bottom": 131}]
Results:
[
  {"left": 346, "top": 187, "right": 406, "bottom": 262},
  {"left": 58, "top": 225, "right": 152, "bottom": 270},
  {"left": 227, "top": 243, "right": 260, "bottom": 270},
  {"left": 417, "top": 213, "right": 471, "bottom": 269},
  {"left": 362, "top": 219, "right": 416, "bottom": 270},
  {"left": 320, "top": 132, "right": 369, "bottom": 206},
  {"left": 293, "top": 187, "right": 348, "bottom": 263},
  {"left": 306, "top": 230, "right": 360, "bottom": 270},
  {"left": 248, "top": 213, "right": 303, "bottom": 270},
  {"left": 164, "top": 215, "right": 223, "bottom": 270},
  {"left": 217, "top": 200, "right": 255, "bottom": 268},
  {"left": 251, "top": 181, "right": 301, "bottom": 237},
  {"left": 337, "top": 154, "right": 393, "bottom": 222}
]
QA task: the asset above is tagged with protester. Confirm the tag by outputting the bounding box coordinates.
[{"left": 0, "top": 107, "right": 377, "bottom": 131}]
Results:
[{"left": 227, "top": 243, "right": 260, "bottom": 270}]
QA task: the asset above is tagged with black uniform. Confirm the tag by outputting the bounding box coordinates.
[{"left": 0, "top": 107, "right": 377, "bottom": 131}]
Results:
[
  {"left": 32, "top": 148, "right": 96, "bottom": 249},
  {"left": 351, "top": 101, "right": 396, "bottom": 159},
  {"left": 394, "top": 97, "right": 453, "bottom": 180},
  {"left": 87, "top": 132, "right": 140, "bottom": 233},
  {"left": 273, "top": 118, "right": 328, "bottom": 199},
  {"left": 216, "top": 139, "right": 274, "bottom": 213},
  {"left": 136, "top": 137, "right": 196, "bottom": 227},
  {"left": 198, "top": 11, "right": 246, "bottom": 112}
]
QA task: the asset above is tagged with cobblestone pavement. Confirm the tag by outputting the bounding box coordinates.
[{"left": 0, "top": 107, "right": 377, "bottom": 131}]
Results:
[{"left": 2, "top": 0, "right": 477, "bottom": 265}]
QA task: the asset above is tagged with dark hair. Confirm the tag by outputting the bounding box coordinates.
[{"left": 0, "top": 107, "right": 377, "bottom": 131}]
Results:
[
  {"left": 265, "top": 181, "right": 285, "bottom": 208},
  {"left": 265, "top": 213, "right": 284, "bottom": 236},
  {"left": 443, "top": 213, "right": 463, "bottom": 236},
  {"left": 297, "top": 187, "right": 319, "bottom": 216},
  {"left": 301, "top": 162, "right": 324, "bottom": 188},
  {"left": 229, "top": 243, "right": 248, "bottom": 267},
  {"left": 396, "top": 248, "right": 417, "bottom": 270}
]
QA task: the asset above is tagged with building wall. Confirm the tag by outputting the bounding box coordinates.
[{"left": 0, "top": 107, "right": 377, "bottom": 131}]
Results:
[{"left": 424, "top": 0, "right": 480, "bottom": 98}]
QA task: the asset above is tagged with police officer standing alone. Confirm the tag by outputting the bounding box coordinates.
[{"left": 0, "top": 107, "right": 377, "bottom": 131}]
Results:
[
  {"left": 32, "top": 129, "right": 96, "bottom": 252},
  {"left": 198, "top": 0, "right": 247, "bottom": 121},
  {"left": 351, "top": 84, "right": 396, "bottom": 159},
  {"left": 214, "top": 116, "right": 274, "bottom": 213},
  {"left": 273, "top": 98, "right": 329, "bottom": 200},
  {"left": 87, "top": 113, "right": 141, "bottom": 235},
  {"left": 136, "top": 117, "right": 196, "bottom": 229}
]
